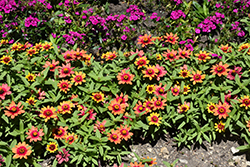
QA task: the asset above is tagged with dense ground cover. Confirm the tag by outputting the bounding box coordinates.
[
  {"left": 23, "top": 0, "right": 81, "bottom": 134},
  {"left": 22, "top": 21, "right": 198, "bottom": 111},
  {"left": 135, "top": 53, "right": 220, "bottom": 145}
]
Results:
[{"left": 1, "top": 0, "right": 250, "bottom": 166}]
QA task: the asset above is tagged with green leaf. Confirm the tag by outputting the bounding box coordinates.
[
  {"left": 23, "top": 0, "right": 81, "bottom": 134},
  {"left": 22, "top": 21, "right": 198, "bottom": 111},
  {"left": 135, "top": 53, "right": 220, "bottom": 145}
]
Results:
[
  {"left": 6, "top": 154, "right": 12, "bottom": 167},
  {"left": 237, "top": 144, "right": 250, "bottom": 151}
]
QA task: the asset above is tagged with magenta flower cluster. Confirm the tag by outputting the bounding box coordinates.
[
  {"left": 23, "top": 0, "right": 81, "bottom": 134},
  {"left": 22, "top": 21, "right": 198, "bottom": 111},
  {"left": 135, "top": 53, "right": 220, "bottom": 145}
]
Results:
[
  {"left": 126, "top": 5, "right": 146, "bottom": 21},
  {"left": 196, "top": 12, "right": 224, "bottom": 33},
  {"left": 0, "top": 0, "right": 18, "bottom": 13},
  {"left": 62, "top": 31, "right": 86, "bottom": 45},
  {"left": 24, "top": 15, "right": 40, "bottom": 27},
  {"left": 173, "top": 0, "right": 183, "bottom": 5},
  {"left": 150, "top": 13, "right": 161, "bottom": 21},
  {"left": 170, "top": 10, "right": 186, "bottom": 20},
  {"left": 231, "top": 21, "right": 245, "bottom": 37}
]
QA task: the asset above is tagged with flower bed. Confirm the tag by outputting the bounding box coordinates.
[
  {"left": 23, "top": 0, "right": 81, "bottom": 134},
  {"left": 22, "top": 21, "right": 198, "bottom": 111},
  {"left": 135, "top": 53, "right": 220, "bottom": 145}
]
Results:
[{"left": 1, "top": 0, "right": 250, "bottom": 167}]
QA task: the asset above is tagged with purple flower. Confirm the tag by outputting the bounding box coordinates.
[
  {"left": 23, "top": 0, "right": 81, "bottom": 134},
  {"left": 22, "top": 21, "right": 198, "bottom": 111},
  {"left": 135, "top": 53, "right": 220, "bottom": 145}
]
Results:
[
  {"left": 185, "top": 44, "right": 193, "bottom": 51},
  {"left": 51, "top": 33, "right": 57, "bottom": 38},
  {"left": 121, "top": 35, "right": 127, "bottom": 40},
  {"left": 170, "top": 10, "right": 186, "bottom": 20},
  {"left": 238, "top": 30, "right": 245, "bottom": 37},
  {"left": 179, "top": 41, "right": 186, "bottom": 44},
  {"left": 56, "top": 148, "right": 70, "bottom": 164},
  {"left": 215, "top": 39, "right": 218, "bottom": 43},
  {"left": 215, "top": 3, "right": 221, "bottom": 8},
  {"left": 233, "top": 9, "right": 238, "bottom": 13},
  {"left": 25, "top": 15, "right": 40, "bottom": 27},
  {"left": 195, "top": 28, "right": 201, "bottom": 34}
]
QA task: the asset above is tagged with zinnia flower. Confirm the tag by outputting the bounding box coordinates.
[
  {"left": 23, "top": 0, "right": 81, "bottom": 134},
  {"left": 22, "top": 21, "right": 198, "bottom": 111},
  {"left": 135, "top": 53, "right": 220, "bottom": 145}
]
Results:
[
  {"left": 25, "top": 73, "right": 36, "bottom": 82},
  {"left": 163, "top": 49, "right": 179, "bottom": 62},
  {"left": 117, "top": 69, "right": 135, "bottom": 85},
  {"left": 12, "top": 142, "right": 32, "bottom": 159},
  {"left": 152, "top": 97, "right": 167, "bottom": 110},
  {"left": 58, "top": 101, "right": 74, "bottom": 114},
  {"left": 143, "top": 156, "right": 157, "bottom": 166},
  {"left": 154, "top": 83, "right": 167, "bottom": 99},
  {"left": 62, "top": 50, "right": 74, "bottom": 62},
  {"left": 213, "top": 102, "right": 231, "bottom": 119},
  {"left": 137, "top": 34, "right": 154, "bottom": 47},
  {"left": 108, "top": 99, "right": 126, "bottom": 115},
  {"left": 4, "top": 101, "right": 25, "bottom": 119},
  {"left": 190, "top": 70, "right": 206, "bottom": 85},
  {"left": 219, "top": 44, "right": 232, "bottom": 53},
  {"left": 177, "top": 102, "right": 190, "bottom": 113},
  {"left": 239, "top": 95, "right": 250, "bottom": 109},
  {"left": 183, "top": 85, "right": 190, "bottom": 95},
  {"left": 171, "top": 85, "right": 180, "bottom": 96},
  {"left": 146, "top": 85, "right": 155, "bottom": 94},
  {"left": 0, "top": 83, "right": 11, "bottom": 100},
  {"left": 52, "top": 126, "right": 68, "bottom": 139},
  {"left": 155, "top": 64, "right": 167, "bottom": 81},
  {"left": 133, "top": 101, "right": 146, "bottom": 115},
  {"left": 179, "top": 69, "right": 190, "bottom": 78},
  {"left": 134, "top": 56, "right": 149, "bottom": 69},
  {"left": 91, "top": 92, "right": 105, "bottom": 103},
  {"left": 41, "top": 42, "right": 53, "bottom": 51},
  {"left": 94, "top": 120, "right": 107, "bottom": 134},
  {"left": 71, "top": 71, "right": 86, "bottom": 86},
  {"left": 1, "top": 55, "right": 12, "bottom": 65},
  {"left": 58, "top": 80, "right": 72, "bottom": 93},
  {"left": 116, "top": 125, "right": 133, "bottom": 141},
  {"left": 195, "top": 51, "right": 211, "bottom": 62},
  {"left": 107, "top": 129, "right": 121, "bottom": 144},
  {"left": 227, "top": 66, "right": 242, "bottom": 80},
  {"left": 210, "top": 62, "right": 229, "bottom": 76},
  {"left": 65, "top": 133, "right": 78, "bottom": 144},
  {"left": 47, "top": 142, "right": 58, "bottom": 153},
  {"left": 39, "top": 106, "right": 57, "bottom": 122},
  {"left": 207, "top": 102, "right": 217, "bottom": 113},
  {"left": 56, "top": 148, "right": 70, "bottom": 164},
  {"left": 142, "top": 65, "right": 159, "bottom": 80},
  {"left": 43, "top": 60, "right": 60, "bottom": 72},
  {"left": 26, "top": 97, "right": 37, "bottom": 105},
  {"left": 59, "top": 63, "right": 75, "bottom": 78},
  {"left": 164, "top": 32, "right": 179, "bottom": 44},
  {"left": 214, "top": 121, "right": 225, "bottom": 133},
  {"left": 178, "top": 47, "right": 191, "bottom": 59},
  {"left": 26, "top": 126, "right": 44, "bottom": 142},
  {"left": 147, "top": 112, "right": 162, "bottom": 126},
  {"left": 26, "top": 48, "right": 38, "bottom": 56}
]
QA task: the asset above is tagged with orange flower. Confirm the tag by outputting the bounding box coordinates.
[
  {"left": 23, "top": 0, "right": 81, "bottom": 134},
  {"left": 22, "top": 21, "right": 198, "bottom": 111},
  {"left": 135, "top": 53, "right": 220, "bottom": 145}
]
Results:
[
  {"left": 128, "top": 162, "right": 145, "bottom": 167},
  {"left": 117, "top": 69, "right": 135, "bottom": 85},
  {"left": 116, "top": 125, "right": 133, "bottom": 141},
  {"left": 219, "top": 44, "right": 232, "bottom": 53},
  {"left": 142, "top": 65, "right": 159, "bottom": 80},
  {"left": 143, "top": 156, "right": 157, "bottom": 166},
  {"left": 26, "top": 126, "right": 44, "bottom": 142},
  {"left": 164, "top": 32, "right": 179, "bottom": 44},
  {"left": 65, "top": 133, "right": 78, "bottom": 144},
  {"left": 134, "top": 56, "right": 149, "bottom": 69},
  {"left": 108, "top": 99, "right": 126, "bottom": 115},
  {"left": 178, "top": 47, "right": 191, "bottom": 59},
  {"left": 210, "top": 62, "right": 229, "bottom": 76},
  {"left": 137, "top": 34, "right": 154, "bottom": 47},
  {"left": 12, "top": 142, "right": 32, "bottom": 159},
  {"left": 152, "top": 97, "right": 167, "bottom": 111},
  {"left": 143, "top": 99, "right": 154, "bottom": 113},
  {"left": 133, "top": 101, "right": 146, "bottom": 115},
  {"left": 163, "top": 49, "right": 179, "bottom": 62},
  {"left": 195, "top": 51, "right": 211, "bottom": 62},
  {"left": 102, "top": 51, "right": 118, "bottom": 61},
  {"left": 213, "top": 102, "right": 231, "bottom": 119},
  {"left": 190, "top": 70, "right": 206, "bottom": 85},
  {"left": 4, "top": 101, "right": 25, "bottom": 119},
  {"left": 58, "top": 80, "right": 72, "bottom": 93},
  {"left": 52, "top": 126, "right": 68, "bottom": 139},
  {"left": 238, "top": 43, "right": 250, "bottom": 54},
  {"left": 246, "top": 119, "right": 250, "bottom": 132},
  {"left": 107, "top": 129, "right": 121, "bottom": 144},
  {"left": 39, "top": 106, "right": 57, "bottom": 122}
]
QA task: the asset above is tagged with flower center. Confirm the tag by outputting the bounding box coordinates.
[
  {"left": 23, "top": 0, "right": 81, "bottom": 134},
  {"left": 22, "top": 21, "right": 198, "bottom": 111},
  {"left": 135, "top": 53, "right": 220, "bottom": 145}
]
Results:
[
  {"left": 218, "top": 124, "right": 224, "bottom": 129},
  {"left": 182, "top": 71, "right": 187, "bottom": 77},
  {"left": 112, "top": 134, "right": 118, "bottom": 139},
  {"left": 139, "top": 60, "right": 145, "bottom": 65},
  {"left": 244, "top": 99, "right": 250, "bottom": 105},
  {"left": 184, "top": 87, "right": 188, "bottom": 92},
  {"left": 19, "top": 147, "right": 26, "bottom": 154},
  {"left": 57, "top": 129, "right": 63, "bottom": 135},
  {"left": 169, "top": 53, "right": 174, "bottom": 58},
  {"left": 11, "top": 106, "right": 17, "bottom": 113},
  {"left": 121, "top": 130, "right": 127, "bottom": 135},
  {"left": 222, "top": 47, "right": 227, "bottom": 51},
  {"left": 195, "top": 75, "right": 201, "bottom": 80},
  {"left": 158, "top": 88, "right": 164, "bottom": 93},
  {"left": 49, "top": 64, "right": 54, "bottom": 68},
  {"left": 63, "top": 68, "right": 69, "bottom": 74},
  {"left": 218, "top": 107, "right": 225, "bottom": 114},
  {"left": 169, "top": 36, "right": 173, "bottom": 41},
  {"left": 114, "top": 104, "right": 120, "bottom": 110},
  {"left": 49, "top": 145, "right": 55, "bottom": 150},
  {"left": 66, "top": 54, "right": 71, "bottom": 59},
  {"left": 76, "top": 76, "right": 82, "bottom": 81},
  {"left": 216, "top": 66, "right": 224, "bottom": 72},
  {"left": 173, "top": 88, "right": 178, "bottom": 93},
  {"left": 95, "top": 95, "right": 101, "bottom": 100},
  {"left": 152, "top": 116, "right": 158, "bottom": 122},
  {"left": 63, "top": 105, "right": 69, "bottom": 110},
  {"left": 123, "top": 74, "right": 129, "bottom": 80},
  {"left": 143, "top": 38, "right": 148, "bottom": 42},
  {"left": 68, "top": 136, "right": 74, "bottom": 142},
  {"left": 181, "top": 51, "right": 186, "bottom": 56},
  {"left": 0, "top": 88, "right": 4, "bottom": 94},
  {"left": 62, "top": 83, "right": 68, "bottom": 88},
  {"left": 28, "top": 76, "right": 34, "bottom": 80},
  {"left": 231, "top": 70, "right": 236, "bottom": 75},
  {"left": 4, "top": 57, "right": 10, "bottom": 63},
  {"left": 182, "top": 106, "right": 187, "bottom": 111},
  {"left": 209, "top": 106, "right": 215, "bottom": 110},
  {"left": 99, "top": 124, "right": 104, "bottom": 129},
  {"left": 199, "top": 54, "right": 205, "bottom": 59},
  {"left": 45, "top": 110, "right": 52, "bottom": 116},
  {"left": 32, "top": 131, "right": 38, "bottom": 137},
  {"left": 147, "top": 69, "right": 153, "bottom": 74},
  {"left": 156, "top": 101, "right": 161, "bottom": 106},
  {"left": 139, "top": 106, "right": 144, "bottom": 111}
]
